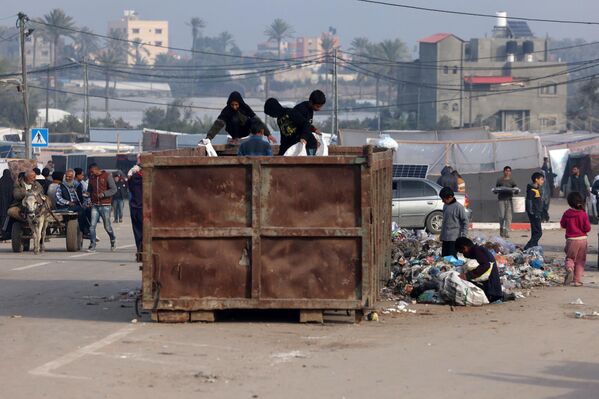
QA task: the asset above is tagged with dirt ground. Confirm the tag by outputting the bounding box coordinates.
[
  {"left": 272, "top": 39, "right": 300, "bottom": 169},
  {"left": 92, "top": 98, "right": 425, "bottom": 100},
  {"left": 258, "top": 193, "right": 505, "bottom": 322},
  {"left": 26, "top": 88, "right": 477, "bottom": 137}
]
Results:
[{"left": 1, "top": 199, "right": 598, "bottom": 398}]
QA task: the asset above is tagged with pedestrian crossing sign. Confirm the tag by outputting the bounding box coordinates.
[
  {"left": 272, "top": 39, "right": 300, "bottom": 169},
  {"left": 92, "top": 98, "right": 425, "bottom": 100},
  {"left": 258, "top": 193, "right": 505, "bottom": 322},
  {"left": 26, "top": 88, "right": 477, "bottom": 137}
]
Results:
[{"left": 31, "top": 128, "right": 49, "bottom": 147}]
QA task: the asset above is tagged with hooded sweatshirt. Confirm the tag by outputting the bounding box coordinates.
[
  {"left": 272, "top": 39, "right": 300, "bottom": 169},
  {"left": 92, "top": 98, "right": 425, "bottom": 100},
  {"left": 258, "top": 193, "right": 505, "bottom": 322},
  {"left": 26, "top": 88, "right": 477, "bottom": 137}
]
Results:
[
  {"left": 436, "top": 166, "right": 458, "bottom": 192},
  {"left": 290, "top": 101, "right": 319, "bottom": 150},
  {"left": 560, "top": 208, "right": 591, "bottom": 239},
  {"left": 265, "top": 98, "right": 301, "bottom": 155},
  {"left": 525, "top": 183, "right": 543, "bottom": 217},
  {"left": 207, "top": 92, "right": 268, "bottom": 140}
]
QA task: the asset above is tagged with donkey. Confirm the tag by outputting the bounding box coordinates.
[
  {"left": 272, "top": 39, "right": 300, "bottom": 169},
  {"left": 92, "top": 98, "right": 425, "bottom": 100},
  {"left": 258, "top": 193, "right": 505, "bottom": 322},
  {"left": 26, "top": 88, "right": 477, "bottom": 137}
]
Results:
[{"left": 22, "top": 192, "right": 52, "bottom": 254}]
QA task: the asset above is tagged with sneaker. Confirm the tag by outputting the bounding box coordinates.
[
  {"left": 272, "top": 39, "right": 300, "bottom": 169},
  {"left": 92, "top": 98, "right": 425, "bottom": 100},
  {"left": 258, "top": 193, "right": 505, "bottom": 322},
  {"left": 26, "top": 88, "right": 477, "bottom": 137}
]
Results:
[
  {"left": 110, "top": 240, "right": 116, "bottom": 252},
  {"left": 87, "top": 246, "right": 96, "bottom": 253}
]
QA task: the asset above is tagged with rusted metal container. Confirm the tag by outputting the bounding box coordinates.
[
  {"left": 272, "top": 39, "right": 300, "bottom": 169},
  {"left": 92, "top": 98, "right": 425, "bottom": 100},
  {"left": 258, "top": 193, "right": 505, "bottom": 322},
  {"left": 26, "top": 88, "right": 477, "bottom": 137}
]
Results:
[{"left": 140, "top": 145, "right": 392, "bottom": 322}]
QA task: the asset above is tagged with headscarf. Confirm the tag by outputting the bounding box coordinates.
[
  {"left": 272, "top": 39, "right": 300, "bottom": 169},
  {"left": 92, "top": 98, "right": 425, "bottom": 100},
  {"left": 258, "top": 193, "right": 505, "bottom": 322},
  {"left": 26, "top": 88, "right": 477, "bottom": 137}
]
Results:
[{"left": 217, "top": 91, "right": 256, "bottom": 139}]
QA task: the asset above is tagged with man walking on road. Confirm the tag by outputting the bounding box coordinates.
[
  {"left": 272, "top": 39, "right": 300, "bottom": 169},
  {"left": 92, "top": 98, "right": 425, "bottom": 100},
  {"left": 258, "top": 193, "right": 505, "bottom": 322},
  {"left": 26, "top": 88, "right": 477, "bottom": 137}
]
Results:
[
  {"left": 87, "top": 164, "right": 117, "bottom": 252},
  {"left": 495, "top": 166, "right": 519, "bottom": 238}
]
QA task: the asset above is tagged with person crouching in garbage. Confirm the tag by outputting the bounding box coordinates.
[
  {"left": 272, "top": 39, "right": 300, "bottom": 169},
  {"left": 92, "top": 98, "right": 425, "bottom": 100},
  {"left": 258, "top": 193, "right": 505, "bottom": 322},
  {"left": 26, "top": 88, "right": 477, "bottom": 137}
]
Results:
[
  {"left": 456, "top": 237, "right": 515, "bottom": 303},
  {"left": 439, "top": 187, "right": 469, "bottom": 257}
]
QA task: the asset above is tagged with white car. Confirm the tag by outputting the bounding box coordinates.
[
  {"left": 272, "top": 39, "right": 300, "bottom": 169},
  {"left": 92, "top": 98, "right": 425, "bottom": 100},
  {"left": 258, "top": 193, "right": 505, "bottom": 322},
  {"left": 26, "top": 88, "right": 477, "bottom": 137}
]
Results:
[{"left": 392, "top": 178, "right": 472, "bottom": 234}]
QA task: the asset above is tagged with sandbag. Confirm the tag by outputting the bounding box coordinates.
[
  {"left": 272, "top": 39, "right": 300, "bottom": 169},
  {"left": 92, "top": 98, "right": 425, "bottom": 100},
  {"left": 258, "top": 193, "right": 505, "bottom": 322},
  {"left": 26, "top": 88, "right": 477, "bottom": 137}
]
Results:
[
  {"left": 315, "top": 134, "right": 329, "bottom": 156},
  {"left": 439, "top": 271, "right": 489, "bottom": 306},
  {"left": 284, "top": 142, "right": 307, "bottom": 157},
  {"left": 198, "top": 138, "right": 218, "bottom": 157}
]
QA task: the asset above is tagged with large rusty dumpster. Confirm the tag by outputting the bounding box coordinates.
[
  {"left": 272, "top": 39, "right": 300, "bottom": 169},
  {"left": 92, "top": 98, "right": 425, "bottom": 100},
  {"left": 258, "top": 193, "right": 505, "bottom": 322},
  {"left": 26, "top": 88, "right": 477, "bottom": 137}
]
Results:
[{"left": 140, "top": 146, "right": 393, "bottom": 322}]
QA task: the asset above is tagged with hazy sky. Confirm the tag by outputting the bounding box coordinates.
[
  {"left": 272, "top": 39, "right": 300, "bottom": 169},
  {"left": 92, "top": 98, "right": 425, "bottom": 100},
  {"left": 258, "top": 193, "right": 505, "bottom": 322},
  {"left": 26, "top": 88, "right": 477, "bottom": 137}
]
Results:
[{"left": 2, "top": 0, "right": 599, "bottom": 55}]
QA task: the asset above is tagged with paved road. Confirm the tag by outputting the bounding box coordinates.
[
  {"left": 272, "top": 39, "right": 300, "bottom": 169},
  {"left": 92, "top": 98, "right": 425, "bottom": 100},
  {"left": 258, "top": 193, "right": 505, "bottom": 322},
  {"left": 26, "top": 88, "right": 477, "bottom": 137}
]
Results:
[{"left": 1, "top": 208, "right": 598, "bottom": 398}]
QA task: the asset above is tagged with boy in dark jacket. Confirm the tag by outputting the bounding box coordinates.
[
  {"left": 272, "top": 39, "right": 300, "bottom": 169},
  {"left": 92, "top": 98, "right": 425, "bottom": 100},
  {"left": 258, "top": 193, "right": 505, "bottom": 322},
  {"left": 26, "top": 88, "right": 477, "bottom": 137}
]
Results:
[
  {"left": 291, "top": 90, "right": 326, "bottom": 155},
  {"left": 264, "top": 98, "right": 301, "bottom": 155},
  {"left": 439, "top": 187, "right": 469, "bottom": 257},
  {"left": 525, "top": 172, "right": 545, "bottom": 250}
]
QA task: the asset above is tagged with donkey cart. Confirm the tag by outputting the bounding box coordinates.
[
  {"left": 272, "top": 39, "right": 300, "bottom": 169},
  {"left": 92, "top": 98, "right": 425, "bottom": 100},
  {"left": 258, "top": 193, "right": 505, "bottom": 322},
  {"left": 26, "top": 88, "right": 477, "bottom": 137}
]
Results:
[{"left": 11, "top": 210, "right": 83, "bottom": 253}]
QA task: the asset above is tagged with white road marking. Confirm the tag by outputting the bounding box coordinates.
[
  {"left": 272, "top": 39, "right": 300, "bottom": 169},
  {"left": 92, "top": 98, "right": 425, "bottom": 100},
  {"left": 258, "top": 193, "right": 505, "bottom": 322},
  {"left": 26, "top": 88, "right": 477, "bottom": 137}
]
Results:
[
  {"left": 29, "top": 325, "right": 137, "bottom": 379},
  {"left": 117, "top": 244, "right": 136, "bottom": 249},
  {"left": 69, "top": 253, "right": 95, "bottom": 258},
  {"left": 12, "top": 262, "right": 50, "bottom": 271}
]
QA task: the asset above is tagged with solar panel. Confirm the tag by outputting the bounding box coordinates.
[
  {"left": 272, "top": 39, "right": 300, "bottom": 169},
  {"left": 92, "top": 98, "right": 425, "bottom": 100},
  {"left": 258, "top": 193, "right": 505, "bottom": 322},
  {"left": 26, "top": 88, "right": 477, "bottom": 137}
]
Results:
[
  {"left": 393, "top": 164, "right": 429, "bottom": 178},
  {"left": 507, "top": 21, "right": 533, "bottom": 38}
]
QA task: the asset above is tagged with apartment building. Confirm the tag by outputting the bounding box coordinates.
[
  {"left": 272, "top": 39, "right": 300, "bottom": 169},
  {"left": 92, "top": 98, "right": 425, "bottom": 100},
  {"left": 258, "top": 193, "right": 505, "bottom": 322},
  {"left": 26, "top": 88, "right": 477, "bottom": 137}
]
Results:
[{"left": 108, "top": 10, "right": 168, "bottom": 65}]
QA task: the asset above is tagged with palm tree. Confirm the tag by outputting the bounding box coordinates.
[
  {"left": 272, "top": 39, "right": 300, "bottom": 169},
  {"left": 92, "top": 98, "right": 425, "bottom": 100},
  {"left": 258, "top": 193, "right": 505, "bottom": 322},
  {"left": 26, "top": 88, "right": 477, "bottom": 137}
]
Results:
[
  {"left": 131, "top": 38, "right": 150, "bottom": 65},
  {"left": 320, "top": 33, "right": 337, "bottom": 85},
  {"left": 42, "top": 9, "right": 76, "bottom": 106},
  {"left": 94, "top": 50, "right": 120, "bottom": 115},
  {"left": 187, "top": 17, "right": 205, "bottom": 51},
  {"left": 264, "top": 18, "right": 294, "bottom": 59},
  {"left": 350, "top": 37, "right": 371, "bottom": 97},
  {"left": 107, "top": 28, "right": 131, "bottom": 64},
  {"left": 217, "top": 31, "right": 236, "bottom": 53},
  {"left": 75, "top": 27, "right": 100, "bottom": 60},
  {"left": 377, "top": 39, "right": 409, "bottom": 104}
]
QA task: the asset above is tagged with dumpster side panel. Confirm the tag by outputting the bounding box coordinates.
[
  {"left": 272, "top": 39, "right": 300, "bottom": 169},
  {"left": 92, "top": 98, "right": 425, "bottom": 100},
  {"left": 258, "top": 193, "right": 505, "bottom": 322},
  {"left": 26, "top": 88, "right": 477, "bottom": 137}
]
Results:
[
  {"left": 153, "top": 238, "right": 251, "bottom": 298},
  {"left": 151, "top": 166, "right": 251, "bottom": 228},
  {"left": 261, "top": 165, "right": 361, "bottom": 228},
  {"left": 260, "top": 238, "right": 360, "bottom": 300}
]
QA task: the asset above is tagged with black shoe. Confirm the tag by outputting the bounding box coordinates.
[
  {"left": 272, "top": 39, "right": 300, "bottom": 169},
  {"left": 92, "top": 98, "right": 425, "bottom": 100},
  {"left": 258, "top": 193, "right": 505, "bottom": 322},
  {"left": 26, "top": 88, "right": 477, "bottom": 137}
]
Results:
[{"left": 503, "top": 293, "right": 516, "bottom": 302}]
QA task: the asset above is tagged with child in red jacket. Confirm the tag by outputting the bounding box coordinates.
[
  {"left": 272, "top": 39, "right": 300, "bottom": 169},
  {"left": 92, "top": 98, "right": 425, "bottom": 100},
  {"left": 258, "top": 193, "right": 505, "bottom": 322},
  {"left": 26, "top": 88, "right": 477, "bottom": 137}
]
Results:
[{"left": 560, "top": 192, "right": 591, "bottom": 286}]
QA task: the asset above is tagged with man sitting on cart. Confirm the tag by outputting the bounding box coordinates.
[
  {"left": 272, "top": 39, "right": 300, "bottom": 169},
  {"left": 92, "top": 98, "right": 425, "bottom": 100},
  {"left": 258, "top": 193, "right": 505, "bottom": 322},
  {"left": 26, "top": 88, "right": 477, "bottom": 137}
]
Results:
[
  {"left": 7, "top": 170, "right": 44, "bottom": 222},
  {"left": 56, "top": 169, "right": 88, "bottom": 235}
]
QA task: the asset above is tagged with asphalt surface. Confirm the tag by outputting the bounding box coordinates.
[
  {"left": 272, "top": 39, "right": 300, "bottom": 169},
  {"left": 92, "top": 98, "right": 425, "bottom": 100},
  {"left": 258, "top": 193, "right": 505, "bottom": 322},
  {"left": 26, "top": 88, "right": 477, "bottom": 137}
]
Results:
[{"left": 1, "top": 202, "right": 598, "bottom": 398}]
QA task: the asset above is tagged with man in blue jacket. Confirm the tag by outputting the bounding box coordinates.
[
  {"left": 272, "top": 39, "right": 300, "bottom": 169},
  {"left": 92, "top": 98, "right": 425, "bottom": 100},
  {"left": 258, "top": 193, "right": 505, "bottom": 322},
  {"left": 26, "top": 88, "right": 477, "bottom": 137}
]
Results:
[{"left": 237, "top": 120, "right": 273, "bottom": 156}]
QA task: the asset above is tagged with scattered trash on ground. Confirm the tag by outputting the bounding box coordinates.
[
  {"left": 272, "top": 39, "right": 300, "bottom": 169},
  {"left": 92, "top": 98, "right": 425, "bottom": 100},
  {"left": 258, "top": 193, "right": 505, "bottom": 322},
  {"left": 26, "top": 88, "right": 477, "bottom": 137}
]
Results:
[
  {"left": 570, "top": 298, "right": 585, "bottom": 305},
  {"left": 9, "top": 314, "right": 22, "bottom": 319},
  {"left": 382, "top": 229, "right": 566, "bottom": 309}
]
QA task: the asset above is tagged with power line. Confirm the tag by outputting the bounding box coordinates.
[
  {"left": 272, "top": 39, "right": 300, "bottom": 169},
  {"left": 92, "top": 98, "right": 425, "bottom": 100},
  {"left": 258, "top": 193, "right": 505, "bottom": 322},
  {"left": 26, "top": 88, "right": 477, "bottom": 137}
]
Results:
[
  {"left": 28, "top": 18, "right": 322, "bottom": 63},
  {"left": 356, "top": 0, "right": 599, "bottom": 25},
  {"left": 338, "top": 71, "right": 599, "bottom": 112}
]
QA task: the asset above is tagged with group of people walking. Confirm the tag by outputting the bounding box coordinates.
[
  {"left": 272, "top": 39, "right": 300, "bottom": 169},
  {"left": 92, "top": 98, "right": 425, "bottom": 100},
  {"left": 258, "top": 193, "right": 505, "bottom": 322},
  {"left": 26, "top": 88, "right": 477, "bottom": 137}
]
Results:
[{"left": 0, "top": 161, "right": 144, "bottom": 259}]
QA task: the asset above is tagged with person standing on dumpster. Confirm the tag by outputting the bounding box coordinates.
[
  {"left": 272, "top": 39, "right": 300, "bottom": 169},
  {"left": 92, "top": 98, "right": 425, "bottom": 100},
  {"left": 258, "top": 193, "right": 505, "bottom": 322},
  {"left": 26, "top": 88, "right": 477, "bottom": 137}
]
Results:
[
  {"left": 455, "top": 237, "right": 511, "bottom": 303},
  {"left": 238, "top": 119, "right": 272, "bottom": 156},
  {"left": 205, "top": 91, "right": 275, "bottom": 145},
  {"left": 495, "top": 166, "right": 519, "bottom": 238},
  {"left": 439, "top": 187, "right": 469, "bottom": 257},
  {"left": 291, "top": 90, "right": 326, "bottom": 156},
  {"left": 524, "top": 172, "right": 545, "bottom": 250},
  {"left": 264, "top": 97, "right": 302, "bottom": 155}
]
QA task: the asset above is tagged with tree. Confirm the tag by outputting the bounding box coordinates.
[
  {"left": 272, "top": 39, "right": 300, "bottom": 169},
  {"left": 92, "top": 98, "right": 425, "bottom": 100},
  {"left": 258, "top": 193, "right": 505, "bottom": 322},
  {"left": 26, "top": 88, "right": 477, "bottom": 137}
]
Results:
[
  {"left": 350, "top": 38, "right": 371, "bottom": 97},
  {"left": 131, "top": 38, "right": 150, "bottom": 65},
  {"left": 570, "top": 78, "right": 599, "bottom": 131},
  {"left": 42, "top": 9, "right": 76, "bottom": 106},
  {"left": 320, "top": 33, "right": 337, "bottom": 85},
  {"left": 106, "top": 28, "right": 131, "bottom": 64},
  {"left": 140, "top": 100, "right": 211, "bottom": 133},
  {"left": 187, "top": 17, "right": 205, "bottom": 51},
  {"left": 94, "top": 50, "right": 121, "bottom": 115},
  {"left": 376, "top": 39, "right": 409, "bottom": 104},
  {"left": 75, "top": 27, "right": 100, "bottom": 60},
  {"left": 264, "top": 18, "right": 294, "bottom": 59}
]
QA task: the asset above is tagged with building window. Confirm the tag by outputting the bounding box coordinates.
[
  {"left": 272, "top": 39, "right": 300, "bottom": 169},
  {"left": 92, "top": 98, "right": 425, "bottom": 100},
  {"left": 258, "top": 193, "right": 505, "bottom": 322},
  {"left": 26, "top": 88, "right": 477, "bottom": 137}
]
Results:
[
  {"left": 443, "top": 65, "right": 449, "bottom": 74},
  {"left": 452, "top": 66, "right": 458, "bottom": 74},
  {"left": 540, "top": 116, "right": 558, "bottom": 129},
  {"left": 452, "top": 103, "right": 459, "bottom": 112},
  {"left": 155, "top": 41, "right": 163, "bottom": 46},
  {"left": 155, "top": 28, "right": 163, "bottom": 34},
  {"left": 442, "top": 103, "right": 449, "bottom": 111},
  {"left": 539, "top": 83, "right": 557, "bottom": 96},
  {"left": 132, "top": 28, "right": 140, "bottom": 34}
]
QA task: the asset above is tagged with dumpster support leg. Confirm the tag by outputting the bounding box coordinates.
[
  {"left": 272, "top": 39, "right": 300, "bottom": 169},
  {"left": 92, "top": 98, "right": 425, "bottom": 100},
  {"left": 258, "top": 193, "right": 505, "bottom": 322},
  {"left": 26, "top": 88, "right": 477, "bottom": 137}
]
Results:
[
  {"left": 299, "top": 310, "right": 323, "bottom": 323},
  {"left": 190, "top": 310, "right": 215, "bottom": 323}
]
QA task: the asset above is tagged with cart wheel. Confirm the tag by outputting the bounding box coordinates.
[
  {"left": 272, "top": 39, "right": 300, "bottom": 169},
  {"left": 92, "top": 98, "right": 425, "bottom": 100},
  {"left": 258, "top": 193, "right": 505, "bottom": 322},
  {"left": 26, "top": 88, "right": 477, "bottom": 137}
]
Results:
[
  {"left": 11, "top": 222, "right": 24, "bottom": 253},
  {"left": 66, "top": 219, "right": 81, "bottom": 252}
]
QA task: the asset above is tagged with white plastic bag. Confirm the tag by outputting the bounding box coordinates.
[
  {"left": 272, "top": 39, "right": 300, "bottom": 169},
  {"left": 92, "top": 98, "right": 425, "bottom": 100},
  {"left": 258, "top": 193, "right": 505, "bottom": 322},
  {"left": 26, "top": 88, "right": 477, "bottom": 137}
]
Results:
[
  {"left": 284, "top": 142, "right": 307, "bottom": 157},
  {"left": 462, "top": 260, "right": 492, "bottom": 282},
  {"left": 439, "top": 271, "right": 489, "bottom": 306},
  {"left": 376, "top": 134, "right": 398, "bottom": 151},
  {"left": 198, "top": 138, "right": 218, "bottom": 157},
  {"left": 315, "top": 134, "right": 329, "bottom": 156}
]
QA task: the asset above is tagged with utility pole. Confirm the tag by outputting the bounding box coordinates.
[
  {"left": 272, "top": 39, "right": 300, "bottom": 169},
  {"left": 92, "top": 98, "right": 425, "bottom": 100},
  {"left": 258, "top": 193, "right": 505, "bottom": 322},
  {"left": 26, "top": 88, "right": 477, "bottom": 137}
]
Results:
[
  {"left": 376, "top": 78, "right": 381, "bottom": 133},
  {"left": 83, "top": 57, "right": 90, "bottom": 141},
  {"left": 45, "top": 66, "right": 49, "bottom": 126},
  {"left": 18, "top": 12, "right": 31, "bottom": 159},
  {"left": 332, "top": 48, "right": 338, "bottom": 137}
]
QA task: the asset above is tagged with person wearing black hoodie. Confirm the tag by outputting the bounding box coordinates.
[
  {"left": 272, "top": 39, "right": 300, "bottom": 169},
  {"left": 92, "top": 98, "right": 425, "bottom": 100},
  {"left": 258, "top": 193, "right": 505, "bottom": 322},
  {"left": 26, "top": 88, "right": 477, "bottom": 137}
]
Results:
[
  {"left": 290, "top": 90, "right": 326, "bottom": 155},
  {"left": 0, "top": 169, "right": 14, "bottom": 236},
  {"left": 525, "top": 172, "right": 545, "bottom": 250},
  {"left": 264, "top": 97, "right": 309, "bottom": 155},
  {"left": 206, "top": 91, "right": 274, "bottom": 144}
]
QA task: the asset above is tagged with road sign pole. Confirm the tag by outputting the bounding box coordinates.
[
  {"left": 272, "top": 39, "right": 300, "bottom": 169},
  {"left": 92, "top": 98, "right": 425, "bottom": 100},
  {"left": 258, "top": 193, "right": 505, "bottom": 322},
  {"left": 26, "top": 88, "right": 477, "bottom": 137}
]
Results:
[{"left": 18, "top": 13, "right": 31, "bottom": 159}]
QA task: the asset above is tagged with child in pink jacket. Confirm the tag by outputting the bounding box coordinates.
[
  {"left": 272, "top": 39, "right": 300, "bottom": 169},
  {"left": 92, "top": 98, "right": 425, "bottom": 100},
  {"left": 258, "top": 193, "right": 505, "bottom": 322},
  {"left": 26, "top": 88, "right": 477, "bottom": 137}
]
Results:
[{"left": 560, "top": 192, "right": 591, "bottom": 286}]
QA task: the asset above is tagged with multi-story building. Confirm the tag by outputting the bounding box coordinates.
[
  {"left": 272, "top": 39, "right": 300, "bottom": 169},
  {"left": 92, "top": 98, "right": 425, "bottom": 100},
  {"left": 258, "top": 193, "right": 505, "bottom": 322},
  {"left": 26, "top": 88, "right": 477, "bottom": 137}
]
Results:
[
  {"left": 108, "top": 10, "right": 168, "bottom": 65},
  {"left": 25, "top": 36, "right": 52, "bottom": 68},
  {"left": 398, "top": 13, "right": 568, "bottom": 132},
  {"left": 257, "top": 32, "right": 340, "bottom": 59}
]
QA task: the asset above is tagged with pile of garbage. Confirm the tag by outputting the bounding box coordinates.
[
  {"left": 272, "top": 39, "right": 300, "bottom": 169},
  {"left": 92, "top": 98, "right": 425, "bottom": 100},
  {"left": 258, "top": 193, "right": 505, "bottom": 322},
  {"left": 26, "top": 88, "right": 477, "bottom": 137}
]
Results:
[{"left": 383, "top": 229, "right": 566, "bottom": 306}]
